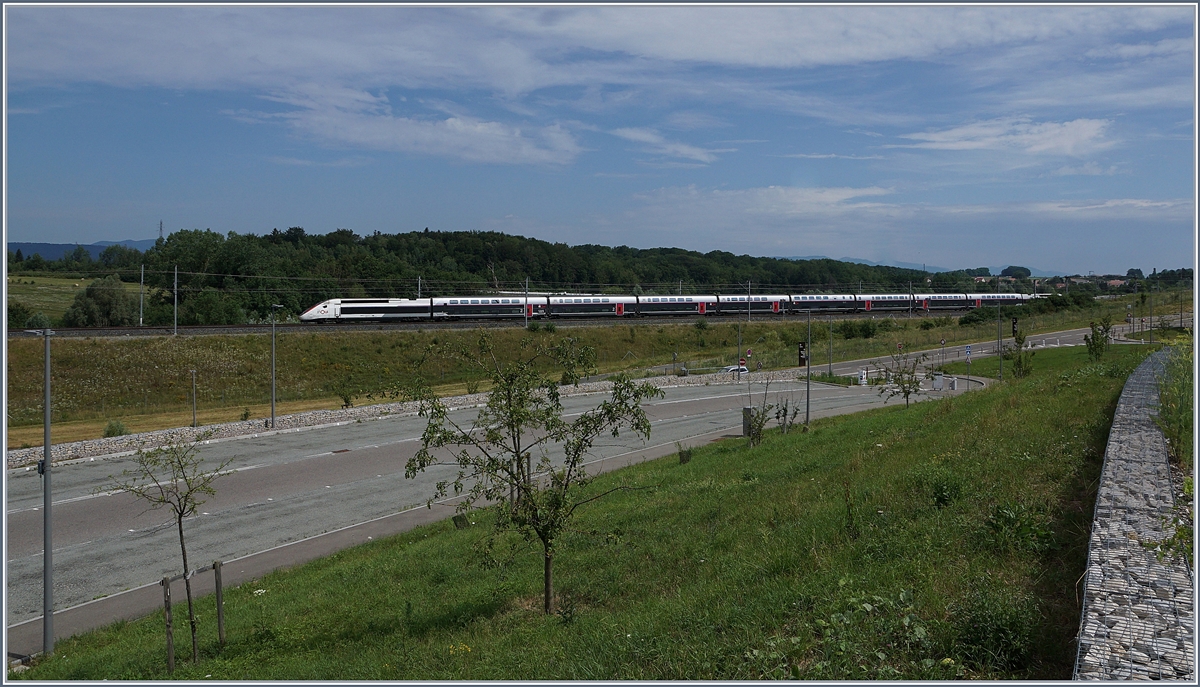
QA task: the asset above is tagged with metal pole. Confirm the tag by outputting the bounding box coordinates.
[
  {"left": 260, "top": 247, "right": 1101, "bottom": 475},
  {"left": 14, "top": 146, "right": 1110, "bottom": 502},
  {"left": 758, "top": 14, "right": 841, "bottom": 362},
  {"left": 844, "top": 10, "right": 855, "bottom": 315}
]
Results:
[
  {"left": 191, "top": 370, "right": 197, "bottom": 428},
  {"left": 805, "top": 310, "right": 811, "bottom": 428},
  {"left": 737, "top": 324, "right": 742, "bottom": 381},
  {"left": 173, "top": 265, "right": 178, "bottom": 336},
  {"left": 417, "top": 275, "right": 421, "bottom": 299},
  {"left": 828, "top": 313, "right": 833, "bottom": 377},
  {"left": 1149, "top": 281, "right": 1154, "bottom": 346},
  {"left": 525, "top": 278, "right": 529, "bottom": 328},
  {"left": 271, "top": 307, "right": 277, "bottom": 428},
  {"left": 42, "top": 329, "right": 53, "bottom": 655},
  {"left": 997, "top": 304, "right": 1003, "bottom": 382},
  {"left": 747, "top": 281, "right": 751, "bottom": 322},
  {"left": 139, "top": 264, "right": 144, "bottom": 327}
]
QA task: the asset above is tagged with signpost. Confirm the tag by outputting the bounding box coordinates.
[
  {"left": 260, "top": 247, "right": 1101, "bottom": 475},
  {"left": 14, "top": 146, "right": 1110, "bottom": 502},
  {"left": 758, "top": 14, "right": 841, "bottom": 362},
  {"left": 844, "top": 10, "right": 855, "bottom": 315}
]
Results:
[{"left": 940, "top": 338, "right": 946, "bottom": 368}]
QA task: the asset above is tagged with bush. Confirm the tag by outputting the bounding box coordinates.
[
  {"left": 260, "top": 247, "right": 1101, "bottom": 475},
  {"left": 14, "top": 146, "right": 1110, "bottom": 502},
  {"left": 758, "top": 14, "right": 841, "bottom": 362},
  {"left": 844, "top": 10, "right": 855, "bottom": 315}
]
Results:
[
  {"left": 103, "top": 419, "right": 129, "bottom": 438},
  {"left": 7, "top": 298, "right": 33, "bottom": 329},
  {"left": 25, "top": 312, "right": 52, "bottom": 329},
  {"left": 61, "top": 274, "right": 137, "bottom": 327}
]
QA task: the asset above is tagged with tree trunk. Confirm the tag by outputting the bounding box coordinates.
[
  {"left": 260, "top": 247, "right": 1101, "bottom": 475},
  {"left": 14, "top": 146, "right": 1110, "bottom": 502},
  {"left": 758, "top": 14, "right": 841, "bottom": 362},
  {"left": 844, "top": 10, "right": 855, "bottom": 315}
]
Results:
[
  {"left": 177, "top": 515, "right": 199, "bottom": 662},
  {"left": 543, "top": 551, "right": 553, "bottom": 615}
]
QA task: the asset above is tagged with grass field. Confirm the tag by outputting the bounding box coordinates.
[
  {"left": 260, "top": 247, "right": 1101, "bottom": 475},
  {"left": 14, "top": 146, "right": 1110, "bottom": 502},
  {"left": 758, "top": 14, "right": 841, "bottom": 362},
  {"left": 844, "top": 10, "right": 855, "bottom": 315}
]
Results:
[
  {"left": 6, "top": 274, "right": 145, "bottom": 325},
  {"left": 5, "top": 291, "right": 1186, "bottom": 448},
  {"left": 11, "top": 344, "right": 1155, "bottom": 680}
]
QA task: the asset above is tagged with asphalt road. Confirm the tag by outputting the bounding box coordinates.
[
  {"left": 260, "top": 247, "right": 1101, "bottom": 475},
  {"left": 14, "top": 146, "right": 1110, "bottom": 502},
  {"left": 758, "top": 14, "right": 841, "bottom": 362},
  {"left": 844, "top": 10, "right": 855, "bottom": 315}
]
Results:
[{"left": 3, "top": 321, "right": 1175, "bottom": 656}]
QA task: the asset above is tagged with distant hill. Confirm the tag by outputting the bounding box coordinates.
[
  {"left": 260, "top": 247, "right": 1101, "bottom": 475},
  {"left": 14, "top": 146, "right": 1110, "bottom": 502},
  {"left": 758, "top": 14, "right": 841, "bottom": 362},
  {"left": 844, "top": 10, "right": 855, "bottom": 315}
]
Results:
[
  {"left": 7, "top": 240, "right": 158, "bottom": 261},
  {"left": 779, "top": 255, "right": 1063, "bottom": 277}
]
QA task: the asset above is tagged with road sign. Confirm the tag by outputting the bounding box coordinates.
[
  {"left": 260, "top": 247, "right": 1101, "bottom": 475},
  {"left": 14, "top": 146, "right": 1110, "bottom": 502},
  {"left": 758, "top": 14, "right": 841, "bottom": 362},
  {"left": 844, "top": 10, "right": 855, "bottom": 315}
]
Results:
[
  {"left": 965, "top": 345, "right": 971, "bottom": 355},
  {"left": 1012, "top": 317, "right": 1019, "bottom": 337},
  {"left": 740, "top": 357, "right": 746, "bottom": 366},
  {"left": 940, "top": 338, "right": 945, "bottom": 345},
  {"left": 897, "top": 342, "right": 903, "bottom": 351},
  {"left": 746, "top": 348, "right": 752, "bottom": 357}
]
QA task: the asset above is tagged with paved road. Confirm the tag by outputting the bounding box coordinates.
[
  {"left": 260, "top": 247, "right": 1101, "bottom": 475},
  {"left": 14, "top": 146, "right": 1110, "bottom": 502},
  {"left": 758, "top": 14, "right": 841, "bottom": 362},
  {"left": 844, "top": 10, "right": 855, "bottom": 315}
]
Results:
[{"left": 3, "top": 321, "right": 1174, "bottom": 656}]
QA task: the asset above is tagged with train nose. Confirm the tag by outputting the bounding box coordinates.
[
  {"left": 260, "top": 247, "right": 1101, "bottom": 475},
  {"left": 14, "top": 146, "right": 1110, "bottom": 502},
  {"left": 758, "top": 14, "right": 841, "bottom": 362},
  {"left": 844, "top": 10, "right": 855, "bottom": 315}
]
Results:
[{"left": 299, "top": 302, "right": 327, "bottom": 321}]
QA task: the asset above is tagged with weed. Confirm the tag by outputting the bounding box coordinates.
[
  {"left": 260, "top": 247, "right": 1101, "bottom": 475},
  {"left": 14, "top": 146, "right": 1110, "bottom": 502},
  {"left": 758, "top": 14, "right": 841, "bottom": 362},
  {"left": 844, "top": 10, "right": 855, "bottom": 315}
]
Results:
[
  {"left": 950, "top": 579, "right": 1038, "bottom": 672},
  {"left": 984, "top": 502, "right": 1054, "bottom": 554},
  {"left": 103, "top": 419, "right": 128, "bottom": 438}
]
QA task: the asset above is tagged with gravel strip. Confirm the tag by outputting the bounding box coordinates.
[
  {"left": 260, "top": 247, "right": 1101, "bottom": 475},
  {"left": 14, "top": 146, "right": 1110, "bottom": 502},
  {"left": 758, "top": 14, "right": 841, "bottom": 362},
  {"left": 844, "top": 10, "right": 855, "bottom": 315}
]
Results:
[
  {"left": 1073, "top": 350, "right": 1195, "bottom": 681},
  {"left": 5, "top": 369, "right": 791, "bottom": 469}
]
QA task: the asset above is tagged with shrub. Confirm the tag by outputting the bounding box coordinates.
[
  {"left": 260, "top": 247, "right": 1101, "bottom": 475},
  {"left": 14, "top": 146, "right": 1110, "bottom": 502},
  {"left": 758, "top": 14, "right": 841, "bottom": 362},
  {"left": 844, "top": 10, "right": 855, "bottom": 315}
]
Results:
[
  {"left": 103, "top": 419, "right": 129, "bottom": 438},
  {"left": 7, "top": 298, "right": 33, "bottom": 329},
  {"left": 526, "top": 321, "right": 541, "bottom": 332},
  {"left": 25, "top": 312, "right": 52, "bottom": 329},
  {"left": 984, "top": 502, "right": 1054, "bottom": 553}
]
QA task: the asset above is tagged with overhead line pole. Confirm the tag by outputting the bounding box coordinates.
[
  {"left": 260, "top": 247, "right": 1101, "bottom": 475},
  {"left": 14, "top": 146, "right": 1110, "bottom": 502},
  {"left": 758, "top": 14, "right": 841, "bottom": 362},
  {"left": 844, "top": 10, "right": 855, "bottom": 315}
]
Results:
[{"left": 805, "top": 309, "right": 811, "bottom": 429}]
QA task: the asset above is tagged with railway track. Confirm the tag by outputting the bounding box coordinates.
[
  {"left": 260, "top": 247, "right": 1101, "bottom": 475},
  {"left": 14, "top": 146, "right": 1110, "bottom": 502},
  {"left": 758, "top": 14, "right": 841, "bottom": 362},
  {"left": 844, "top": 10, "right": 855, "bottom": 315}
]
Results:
[{"left": 6, "top": 309, "right": 951, "bottom": 339}]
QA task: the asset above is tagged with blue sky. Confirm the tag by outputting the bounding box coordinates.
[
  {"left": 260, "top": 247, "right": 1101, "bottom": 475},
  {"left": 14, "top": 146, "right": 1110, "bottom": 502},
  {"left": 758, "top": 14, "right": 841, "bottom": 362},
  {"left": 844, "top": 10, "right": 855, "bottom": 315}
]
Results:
[{"left": 3, "top": 3, "right": 1196, "bottom": 275}]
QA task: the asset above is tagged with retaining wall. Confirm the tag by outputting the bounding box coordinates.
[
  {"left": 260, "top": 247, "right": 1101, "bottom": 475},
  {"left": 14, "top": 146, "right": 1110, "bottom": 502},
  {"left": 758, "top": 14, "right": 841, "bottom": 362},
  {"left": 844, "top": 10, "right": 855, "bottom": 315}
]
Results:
[{"left": 1074, "top": 351, "right": 1195, "bottom": 680}]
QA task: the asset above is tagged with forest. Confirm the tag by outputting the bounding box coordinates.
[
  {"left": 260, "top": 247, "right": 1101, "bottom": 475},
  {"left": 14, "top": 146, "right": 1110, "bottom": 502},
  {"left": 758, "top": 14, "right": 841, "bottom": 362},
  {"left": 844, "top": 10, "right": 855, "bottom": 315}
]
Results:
[{"left": 7, "top": 227, "right": 1188, "bottom": 327}]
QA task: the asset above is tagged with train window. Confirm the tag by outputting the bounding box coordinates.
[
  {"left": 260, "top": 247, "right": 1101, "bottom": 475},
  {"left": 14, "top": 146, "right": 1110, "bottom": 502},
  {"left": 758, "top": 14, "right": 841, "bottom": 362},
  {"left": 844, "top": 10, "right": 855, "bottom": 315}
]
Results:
[
  {"left": 575, "top": 299, "right": 582, "bottom": 303},
  {"left": 603, "top": 298, "right": 610, "bottom": 302},
  {"left": 471, "top": 300, "right": 480, "bottom": 304},
  {"left": 492, "top": 300, "right": 500, "bottom": 304},
  {"left": 686, "top": 298, "right": 692, "bottom": 302},
  {"left": 449, "top": 300, "right": 458, "bottom": 304}
]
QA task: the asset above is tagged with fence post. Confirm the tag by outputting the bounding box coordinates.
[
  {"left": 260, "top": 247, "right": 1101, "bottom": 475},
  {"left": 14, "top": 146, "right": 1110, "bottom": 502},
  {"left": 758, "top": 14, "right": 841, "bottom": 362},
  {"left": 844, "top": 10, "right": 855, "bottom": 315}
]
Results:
[
  {"left": 213, "top": 560, "right": 225, "bottom": 647},
  {"left": 162, "top": 576, "right": 174, "bottom": 673}
]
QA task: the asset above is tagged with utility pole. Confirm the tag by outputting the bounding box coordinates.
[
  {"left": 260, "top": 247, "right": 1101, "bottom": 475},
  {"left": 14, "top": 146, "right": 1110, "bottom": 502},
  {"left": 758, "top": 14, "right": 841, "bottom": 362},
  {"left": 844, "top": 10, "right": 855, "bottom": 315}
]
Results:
[
  {"left": 737, "top": 324, "right": 742, "bottom": 381},
  {"left": 1149, "top": 276, "right": 1154, "bottom": 346},
  {"left": 27, "top": 328, "right": 55, "bottom": 655},
  {"left": 139, "top": 264, "right": 144, "bottom": 327},
  {"left": 524, "top": 278, "right": 529, "bottom": 328},
  {"left": 173, "top": 265, "right": 178, "bottom": 336},
  {"left": 747, "top": 281, "right": 751, "bottom": 322},
  {"left": 805, "top": 309, "right": 812, "bottom": 428},
  {"left": 828, "top": 313, "right": 833, "bottom": 377},
  {"left": 997, "top": 304, "right": 1003, "bottom": 382},
  {"left": 191, "top": 370, "right": 197, "bottom": 428},
  {"left": 417, "top": 275, "right": 421, "bottom": 299},
  {"left": 270, "top": 304, "right": 283, "bottom": 428}
]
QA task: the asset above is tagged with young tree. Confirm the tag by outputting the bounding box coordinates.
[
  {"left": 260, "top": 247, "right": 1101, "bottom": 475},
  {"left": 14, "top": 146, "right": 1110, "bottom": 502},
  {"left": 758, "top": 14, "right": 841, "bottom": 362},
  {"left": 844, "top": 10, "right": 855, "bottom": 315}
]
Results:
[
  {"left": 404, "top": 330, "right": 664, "bottom": 614},
  {"left": 874, "top": 344, "right": 929, "bottom": 408},
  {"left": 1006, "top": 326, "right": 1036, "bottom": 378},
  {"left": 1083, "top": 314, "right": 1114, "bottom": 360},
  {"left": 101, "top": 432, "right": 233, "bottom": 662}
]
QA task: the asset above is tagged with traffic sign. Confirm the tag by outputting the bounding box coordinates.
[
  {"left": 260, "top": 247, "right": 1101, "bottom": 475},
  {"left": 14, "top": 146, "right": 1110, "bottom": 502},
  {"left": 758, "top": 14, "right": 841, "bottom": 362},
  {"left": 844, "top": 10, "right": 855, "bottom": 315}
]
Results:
[
  {"left": 897, "top": 342, "right": 903, "bottom": 351},
  {"left": 746, "top": 348, "right": 753, "bottom": 357},
  {"left": 739, "top": 357, "right": 746, "bottom": 366},
  {"left": 940, "top": 338, "right": 945, "bottom": 345}
]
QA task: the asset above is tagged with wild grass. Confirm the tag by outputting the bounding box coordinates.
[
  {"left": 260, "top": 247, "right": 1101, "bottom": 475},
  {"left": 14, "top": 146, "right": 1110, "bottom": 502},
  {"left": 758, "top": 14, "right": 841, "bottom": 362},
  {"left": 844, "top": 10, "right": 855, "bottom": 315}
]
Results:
[
  {"left": 12, "top": 344, "right": 1153, "bottom": 680},
  {"left": 6, "top": 274, "right": 143, "bottom": 324},
  {"left": 4, "top": 297, "right": 1158, "bottom": 445}
]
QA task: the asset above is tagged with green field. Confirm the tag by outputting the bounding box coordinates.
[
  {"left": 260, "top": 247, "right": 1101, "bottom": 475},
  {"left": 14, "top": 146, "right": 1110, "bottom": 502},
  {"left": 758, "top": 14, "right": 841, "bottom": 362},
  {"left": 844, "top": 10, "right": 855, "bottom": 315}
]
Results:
[
  {"left": 7, "top": 273, "right": 148, "bottom": 325},
  {"left": 5, "top": 290, "right": 1185, "bottom": 448},
  {"left": 11, "top": 344, "right": 1155, "bottom": 680}
]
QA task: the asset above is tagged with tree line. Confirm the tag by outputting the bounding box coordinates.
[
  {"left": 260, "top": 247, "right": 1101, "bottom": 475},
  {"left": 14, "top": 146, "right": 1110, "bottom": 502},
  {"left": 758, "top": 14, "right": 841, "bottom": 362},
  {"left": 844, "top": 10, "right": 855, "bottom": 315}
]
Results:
[{"left": 7, "top": 227, "right": 1187, "bottom": 327}]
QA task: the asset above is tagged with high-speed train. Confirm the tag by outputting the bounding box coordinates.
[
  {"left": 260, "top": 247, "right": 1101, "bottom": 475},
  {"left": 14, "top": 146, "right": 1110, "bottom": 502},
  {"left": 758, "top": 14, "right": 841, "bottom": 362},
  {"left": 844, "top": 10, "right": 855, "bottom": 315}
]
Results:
[{"left": 299, "top": 291, "right": 1040, "bottom": 323}]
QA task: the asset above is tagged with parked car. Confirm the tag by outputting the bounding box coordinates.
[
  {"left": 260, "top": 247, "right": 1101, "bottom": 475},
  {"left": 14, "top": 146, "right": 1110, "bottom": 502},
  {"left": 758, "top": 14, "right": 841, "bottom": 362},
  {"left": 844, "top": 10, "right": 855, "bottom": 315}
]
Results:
[{"left": 722, "top": 365, "right": 749, "bottom": 373}]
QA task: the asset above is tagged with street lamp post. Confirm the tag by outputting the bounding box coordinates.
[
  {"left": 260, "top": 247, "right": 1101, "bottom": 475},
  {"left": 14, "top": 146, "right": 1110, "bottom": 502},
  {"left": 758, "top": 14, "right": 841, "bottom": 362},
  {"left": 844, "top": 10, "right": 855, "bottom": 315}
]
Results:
[
  {"left": 191, "top": 369, "right": 197, "bottom": 428},
  {"left": 805, "top": 309, "right": 812, "bottom": 429},
  {"left": 270, "top": 304, "right": 283, "bottom": 429},
  {"left": 28, "top": 328, "right": 55, "bottom": 654}
]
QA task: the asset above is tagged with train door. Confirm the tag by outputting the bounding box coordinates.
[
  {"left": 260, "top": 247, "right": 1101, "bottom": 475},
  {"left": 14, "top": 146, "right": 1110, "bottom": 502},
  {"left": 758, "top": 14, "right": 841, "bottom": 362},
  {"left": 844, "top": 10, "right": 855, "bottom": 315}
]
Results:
[
  {"left": 698, "top": 301, "right": 706, "bottom": 315},
  {"left": 922, "top": 299, "right": 929, "bottom": 310},
  {"left": 772, "top": 300, "right": 780, "bottom": 313},
  {"left": 616, "top": 303, "right": 625, "bottom": 316},
  {"left": 526, "top": 303, "right": 534, "bottom": 318},
  {"left": 975, "top": 299, "right": 982, "bottom": 308},
  {"left": 865, "top": 300, "right": 872, "bottom": 311},
  {"left": 332, "top": 303, "right": 341, "bottom": 318}
]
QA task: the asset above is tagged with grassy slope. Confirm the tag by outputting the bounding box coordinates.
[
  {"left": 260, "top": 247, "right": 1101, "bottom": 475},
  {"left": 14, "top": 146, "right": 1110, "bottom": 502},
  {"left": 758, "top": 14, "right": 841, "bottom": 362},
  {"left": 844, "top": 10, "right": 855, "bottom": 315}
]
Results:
[
  {"left": 4, "top": 295, "right": 1168, "bottom": 447},
  {"left": 6, "top": 274, "right": 144, "bottom": 324},
  {"left": 13, "top": 344, "right": 1154, "bottom": 680}
]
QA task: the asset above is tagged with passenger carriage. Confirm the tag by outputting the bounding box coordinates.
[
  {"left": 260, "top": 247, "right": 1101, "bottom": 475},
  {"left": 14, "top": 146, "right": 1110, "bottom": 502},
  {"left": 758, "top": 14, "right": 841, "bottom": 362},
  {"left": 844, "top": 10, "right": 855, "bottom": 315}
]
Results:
[
  {"left": 788, "top": 294, "right": 856, "bottom": 313},
  {"left": 545, "top": 294, "right": 635, "bottom": 317},
  {"left": 715, "top": 294, "right": 789, "bottom": 316},
  {"left": 854, "top": 294, "right": 915, "bottom": 312},
  {"left": 912, "top": 293, "right": 970, "bottom": 311}
]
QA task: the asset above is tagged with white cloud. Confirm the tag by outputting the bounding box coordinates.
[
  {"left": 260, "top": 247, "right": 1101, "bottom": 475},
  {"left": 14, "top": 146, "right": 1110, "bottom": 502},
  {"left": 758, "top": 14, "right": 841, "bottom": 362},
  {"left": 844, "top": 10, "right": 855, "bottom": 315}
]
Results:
[
  {"left": 781, "top": 153, "right": 885, "bottom": 160},
  {"left": 1085, "top": 37, "right": 1194, "bottom": 59},
  {"left": 1051, "top": 162, "right": 1118, "bottom": 176},
  {"left": 610, "top": 128, "right": 731, "bottom": 164},
  {"left": 896, "top": 117, "right": 1115, "bottom": 157}
]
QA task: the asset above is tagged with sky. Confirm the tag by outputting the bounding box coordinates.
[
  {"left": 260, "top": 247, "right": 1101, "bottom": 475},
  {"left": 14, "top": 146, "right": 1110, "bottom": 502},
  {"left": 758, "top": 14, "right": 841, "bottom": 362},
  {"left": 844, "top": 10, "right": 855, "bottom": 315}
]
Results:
[{"left": 3, "top": 3, "right": 1196, "bottom": 276}]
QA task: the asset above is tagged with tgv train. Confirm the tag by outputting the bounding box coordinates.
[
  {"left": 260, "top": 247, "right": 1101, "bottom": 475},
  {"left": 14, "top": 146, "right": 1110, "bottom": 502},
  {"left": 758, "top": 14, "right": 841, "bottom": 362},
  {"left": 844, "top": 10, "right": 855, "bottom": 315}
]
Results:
[{"left": 299, "top": 291, "right": 1040, "bottom": 323}]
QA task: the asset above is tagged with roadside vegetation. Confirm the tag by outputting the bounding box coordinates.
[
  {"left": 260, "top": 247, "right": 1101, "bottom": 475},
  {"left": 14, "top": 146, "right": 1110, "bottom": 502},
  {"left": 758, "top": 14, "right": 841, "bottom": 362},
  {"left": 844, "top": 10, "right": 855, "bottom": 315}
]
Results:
[
  {"left": 4, "top": 292, "right": 1179, "bottom": 448},
  {"left": 11, "top": 344, "right": 1153, "bottom": 680}
]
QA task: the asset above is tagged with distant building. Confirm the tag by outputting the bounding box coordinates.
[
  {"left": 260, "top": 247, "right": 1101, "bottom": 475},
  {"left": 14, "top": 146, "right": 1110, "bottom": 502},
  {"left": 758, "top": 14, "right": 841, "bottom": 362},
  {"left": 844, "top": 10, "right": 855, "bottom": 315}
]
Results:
[
  {"left": 1107, "top": 279, "right": 1127, "bottom": 288},
  {"left": 973, "top": 276, "right": 993, "bottom": 283}
]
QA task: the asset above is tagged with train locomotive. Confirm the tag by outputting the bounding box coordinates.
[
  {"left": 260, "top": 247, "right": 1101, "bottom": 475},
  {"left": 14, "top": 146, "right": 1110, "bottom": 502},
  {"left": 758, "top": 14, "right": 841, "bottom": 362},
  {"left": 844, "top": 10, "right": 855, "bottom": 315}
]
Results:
[{"left": 299, "top": 291, "right": 1038, "bottom": 323}]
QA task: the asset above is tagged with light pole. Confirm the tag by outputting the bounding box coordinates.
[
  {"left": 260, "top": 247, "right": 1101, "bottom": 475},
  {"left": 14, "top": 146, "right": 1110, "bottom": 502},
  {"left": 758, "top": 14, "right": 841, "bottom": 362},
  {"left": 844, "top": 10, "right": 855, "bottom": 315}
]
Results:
[
  {"left": 173, "top": 265, "right": 178, "bottom": 336},
  {"left": 191, "top": 369, "right": 197, "bottom": 428},
  {"left": 828, "top": 313, "right": 833, "bottom": 377},
  {"left": 805, "top": 309, "right": 812, "bottom": 429},
  {"left": 270, "top": 304, "right": 283, "bottom": 428},
  {"left": 27, "top": 328, "right": 55, "bottom": 654}
]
